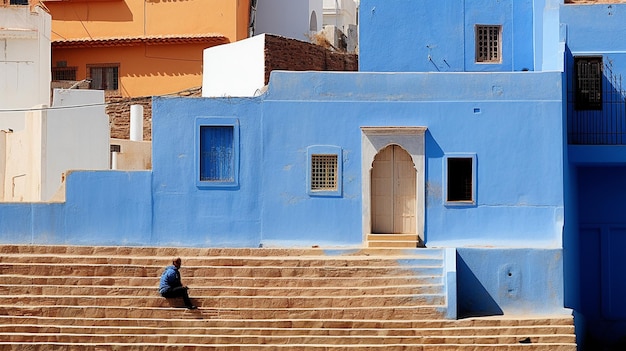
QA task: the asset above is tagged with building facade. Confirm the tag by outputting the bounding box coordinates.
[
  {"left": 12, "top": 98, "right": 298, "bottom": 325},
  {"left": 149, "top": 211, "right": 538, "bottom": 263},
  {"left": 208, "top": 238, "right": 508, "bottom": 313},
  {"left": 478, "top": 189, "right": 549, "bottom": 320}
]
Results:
[
  {"left": 2, "top": 0, "right": 626, "bottom": 349},
  {"left": 42, "top": 0, "right": 250, "bottom": 98}
]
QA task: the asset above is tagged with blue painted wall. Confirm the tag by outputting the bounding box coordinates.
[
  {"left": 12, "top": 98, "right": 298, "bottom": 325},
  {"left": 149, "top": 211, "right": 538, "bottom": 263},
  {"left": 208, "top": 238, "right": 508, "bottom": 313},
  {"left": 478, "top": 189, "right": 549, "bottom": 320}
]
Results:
[
  {"left": 0, "top": 0, "right": 573, "bottom": 322},
  {"left": 561, "top": 4, "right": 626, "bottom": 350},
  {"left": 149, "top": 71, "right": 565, "bottom": 249},
  {"left": 457, "top": 248, "right": 565, "bottom": 317},
  {"left": 359, "top": 0, "right": 536, "bottom": 72}
]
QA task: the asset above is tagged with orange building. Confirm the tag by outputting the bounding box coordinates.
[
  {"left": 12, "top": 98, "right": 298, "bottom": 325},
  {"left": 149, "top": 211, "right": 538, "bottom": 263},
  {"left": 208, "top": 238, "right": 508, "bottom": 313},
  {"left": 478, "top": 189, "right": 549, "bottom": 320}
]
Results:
[{"left": 41, "top": 0, "right": 250, "bottom": 97}]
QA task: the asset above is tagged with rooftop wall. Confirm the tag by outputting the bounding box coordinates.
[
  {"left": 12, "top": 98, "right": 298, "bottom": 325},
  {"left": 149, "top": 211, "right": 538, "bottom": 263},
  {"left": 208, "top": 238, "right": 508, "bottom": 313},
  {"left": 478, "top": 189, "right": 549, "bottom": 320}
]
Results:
[{"left": 358, "top": 0, "right": 537, "bottom": 73}]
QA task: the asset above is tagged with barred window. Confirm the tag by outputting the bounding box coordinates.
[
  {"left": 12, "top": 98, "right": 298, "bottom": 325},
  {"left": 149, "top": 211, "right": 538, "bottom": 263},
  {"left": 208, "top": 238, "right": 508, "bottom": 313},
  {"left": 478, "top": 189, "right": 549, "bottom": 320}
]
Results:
[
  {"left": 476, "top": 25, "right": 501, "bottom": 63},
  {"left": 9, "top": 0, "right": 29, "bottom": 5},
  {"left": 88, "top": 64, "right": 119, "bottom": 91},
  {"left": 575, "top": 57, "right": 603, "bottom": 110},
  {"left": 196, "top": 118, "right": 239, "bottom": 188},
  {"left": 51, "top": 67, "right": 77, "bottom": 81},
  {"left": 311, "top": 154, "right": 338, "bottom": 191},
  {"left": 200, "top": 126, "right": 234, "bottom": 182}
]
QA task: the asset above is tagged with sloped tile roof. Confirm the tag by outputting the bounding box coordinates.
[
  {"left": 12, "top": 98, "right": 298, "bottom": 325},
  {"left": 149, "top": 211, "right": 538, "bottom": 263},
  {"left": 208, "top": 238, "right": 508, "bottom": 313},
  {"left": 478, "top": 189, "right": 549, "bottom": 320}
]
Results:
[{"left": 52, "top": 34, "right": 229, "bottom": 48}]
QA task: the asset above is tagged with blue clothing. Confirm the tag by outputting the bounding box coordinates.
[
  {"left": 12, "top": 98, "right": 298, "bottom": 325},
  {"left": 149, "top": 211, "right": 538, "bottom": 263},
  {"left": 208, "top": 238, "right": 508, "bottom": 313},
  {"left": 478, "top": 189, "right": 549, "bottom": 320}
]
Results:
[{"left": 159, "top": 265, "right": 182, "bottom": 294}]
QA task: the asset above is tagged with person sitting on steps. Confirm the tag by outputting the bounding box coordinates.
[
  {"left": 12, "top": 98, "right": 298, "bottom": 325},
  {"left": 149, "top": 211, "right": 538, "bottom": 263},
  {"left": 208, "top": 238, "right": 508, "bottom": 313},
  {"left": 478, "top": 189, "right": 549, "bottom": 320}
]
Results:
[{"left": 159, "top": 257, "right": 197, "bottom": 309}]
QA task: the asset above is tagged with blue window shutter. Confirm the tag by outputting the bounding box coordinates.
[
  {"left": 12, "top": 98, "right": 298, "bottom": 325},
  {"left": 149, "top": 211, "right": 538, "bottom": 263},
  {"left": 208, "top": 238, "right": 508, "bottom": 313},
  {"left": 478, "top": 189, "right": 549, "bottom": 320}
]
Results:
[{"left": 200, "top": 126, "right": 234, "bottom": 181}]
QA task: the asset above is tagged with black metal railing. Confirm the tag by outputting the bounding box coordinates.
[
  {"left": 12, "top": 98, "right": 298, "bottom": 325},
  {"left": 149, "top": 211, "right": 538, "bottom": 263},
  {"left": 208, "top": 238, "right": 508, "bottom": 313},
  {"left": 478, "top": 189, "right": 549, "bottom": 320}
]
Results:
[{"left": 568, "top": 61, "right": 626, "bottom": 145}]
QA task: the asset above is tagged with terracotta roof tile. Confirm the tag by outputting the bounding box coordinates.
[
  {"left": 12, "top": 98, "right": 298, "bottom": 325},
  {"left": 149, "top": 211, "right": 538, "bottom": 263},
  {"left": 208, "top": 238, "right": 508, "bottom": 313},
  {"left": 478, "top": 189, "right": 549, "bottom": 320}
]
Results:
[{"left": 52, "top": 34, "right": 229, "bottom": 48}]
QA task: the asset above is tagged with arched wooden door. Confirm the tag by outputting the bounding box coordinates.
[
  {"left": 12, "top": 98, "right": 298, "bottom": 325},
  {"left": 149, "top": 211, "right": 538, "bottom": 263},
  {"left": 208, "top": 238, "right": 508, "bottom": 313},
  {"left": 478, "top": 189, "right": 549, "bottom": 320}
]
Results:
[{"left": 371, "top": 145, "right": 416, "bottom": 234}]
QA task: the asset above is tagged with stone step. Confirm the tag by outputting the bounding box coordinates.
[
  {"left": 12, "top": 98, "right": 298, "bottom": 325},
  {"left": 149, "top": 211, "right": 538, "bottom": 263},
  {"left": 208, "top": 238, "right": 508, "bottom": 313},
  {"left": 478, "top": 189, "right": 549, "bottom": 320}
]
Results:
[
  {"left": 0, "top": 263, "right": 443, "bottom": 278},
  {"left": 0, "top": 245, "right": 444, "bottom": 259},
  {"left": 0, "top": 274, "right": 442, "bottom": 288},
  {"left": 0, "top": 332, "right": 576, "bottom": 344},
  {"left": 0, "top": 315, "right": 576, "bottom": 330},
  {"left": 0, "top": 305, "right": 448, "bottom": 320},
  {"left": 0, "top": 284, "right": 444, "bottom": 297},
  {"left": 0, "top": 342, "right": 578, "bottom": 351},
  {"left": 3, "top": 293, "right": 447, "bottom": 308},
  {"left": 0, "top": 254, "right": 444, "bottom": 267},
  {"left": 0, "top": 323, "right": 575, "bottom": 337}
]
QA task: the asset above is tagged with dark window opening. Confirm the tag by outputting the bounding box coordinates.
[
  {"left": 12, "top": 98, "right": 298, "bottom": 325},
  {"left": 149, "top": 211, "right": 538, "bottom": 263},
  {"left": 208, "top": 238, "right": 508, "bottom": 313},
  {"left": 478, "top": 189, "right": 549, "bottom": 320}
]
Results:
[
  {"left": 199, "top": 126, "right": 234, "bottom": 182},
  {"left": 447, "top": 157, "right": 473, "bottom": 202},
  {"left": 575, "top": 56, "right": 603, "bottom": 110},
  {"left": 9, "top": 0, "right": 29, "bottom": 5}
]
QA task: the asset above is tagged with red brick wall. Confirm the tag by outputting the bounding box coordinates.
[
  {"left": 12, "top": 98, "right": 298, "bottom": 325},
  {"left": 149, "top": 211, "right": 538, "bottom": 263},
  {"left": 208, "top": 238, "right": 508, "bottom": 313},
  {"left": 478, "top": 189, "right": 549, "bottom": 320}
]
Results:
[{"left": 264, "top": 34, "right": 358, "bottom": 85}]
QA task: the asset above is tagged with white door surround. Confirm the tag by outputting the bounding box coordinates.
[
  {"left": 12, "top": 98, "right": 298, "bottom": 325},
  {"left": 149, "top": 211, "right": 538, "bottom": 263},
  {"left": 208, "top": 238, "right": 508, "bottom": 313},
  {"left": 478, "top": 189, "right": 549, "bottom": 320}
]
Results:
[{"left": 361, "top": 126, "right": 427, "bottom": 244}]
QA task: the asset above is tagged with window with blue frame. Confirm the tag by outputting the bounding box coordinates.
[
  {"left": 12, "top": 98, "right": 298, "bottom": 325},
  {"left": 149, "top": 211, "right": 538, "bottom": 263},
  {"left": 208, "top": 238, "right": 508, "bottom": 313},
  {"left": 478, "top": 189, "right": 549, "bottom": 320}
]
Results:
[
  {"left": 196, "top": 118, "right": 239, "bottom": 188},
  {"left": 200, "top": 126, "right": 234, "bottom": 181}
]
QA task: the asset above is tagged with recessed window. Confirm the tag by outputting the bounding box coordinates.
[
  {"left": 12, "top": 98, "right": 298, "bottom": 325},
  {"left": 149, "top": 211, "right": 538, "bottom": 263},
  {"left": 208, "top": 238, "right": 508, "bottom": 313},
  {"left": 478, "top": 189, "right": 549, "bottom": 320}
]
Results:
[
  {"left": 88, "top": 64, "right": 119, "bottom": 91},
  {"left": 9, "top": 0, "right": 29, "bottom": 5},
  {"left": 196, "top": 118, "right": 239, "bottom": 188},
  {"left": 52, "top": 67, "right": 77, "bottom": 81},
  {"left": 475, "top": 25, "right": 502, "bottom": 63},
  {"left": 575, "top": 56, "right": 603, "bottom": 110},
  {"left": 307, "top": 146, "right": 342, "bottom": 197},
  {"left": 445, "top": 155, "right": 476, "bottom": 205},
  {"left": 311, "top": 154, "right": 338, "bottom": 191},
  {"left": 200, "top": 126, "right": 234, "bottom": 182}
]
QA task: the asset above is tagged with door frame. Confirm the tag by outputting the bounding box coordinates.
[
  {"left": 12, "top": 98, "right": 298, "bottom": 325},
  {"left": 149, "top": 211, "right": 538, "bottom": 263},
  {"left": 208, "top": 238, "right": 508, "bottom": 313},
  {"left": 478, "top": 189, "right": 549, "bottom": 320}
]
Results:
[{"left": 361, "top": 126, "right": 427, "bottom": 244}]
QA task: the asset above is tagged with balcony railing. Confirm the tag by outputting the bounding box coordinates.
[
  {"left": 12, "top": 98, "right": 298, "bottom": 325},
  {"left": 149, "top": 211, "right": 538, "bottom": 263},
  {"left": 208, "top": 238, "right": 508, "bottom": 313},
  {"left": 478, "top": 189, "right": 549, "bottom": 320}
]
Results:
[{"left": 568, "top": 62, "right": 626, "bottom": 145}]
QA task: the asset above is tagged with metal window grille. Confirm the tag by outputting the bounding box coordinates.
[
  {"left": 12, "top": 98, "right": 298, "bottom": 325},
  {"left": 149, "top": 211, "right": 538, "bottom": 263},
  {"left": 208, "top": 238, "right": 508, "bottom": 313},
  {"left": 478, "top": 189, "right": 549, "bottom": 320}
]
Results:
[
  {"left": 200, "top": 126, "right": 234, "bottom": 182},
  {"left": 575, "top": 57, "right": 603, "bottom": 110},
  {"left": 311, "top": 154, "right": 338, "bottom": 191},
  {"left": 476, "top": 25, "right": 501, "bottom": 63},
  {"left": 8, "top": 0, "right": 29, "bottom": 5},
  {"left": 89, "top": 66, "right": 119, "bottom": 91},
  {"left": 447, "top": 157, "right": 473, "bottom": 202},
  {"left": 51, "top": 67, "right": 77, "bottom": 81}
]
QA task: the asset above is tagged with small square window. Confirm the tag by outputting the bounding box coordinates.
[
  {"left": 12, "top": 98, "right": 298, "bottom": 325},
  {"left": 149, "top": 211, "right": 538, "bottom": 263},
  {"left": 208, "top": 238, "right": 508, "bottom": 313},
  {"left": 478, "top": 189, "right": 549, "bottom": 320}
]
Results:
[
  {"left": 574, "top": 56, "right": 603, "bottom": 110},
  {"left": 311, "top": 154, "right": 338, "bottom": 191},
  {"left": 196, "top": 118, "right": 239, "bottom": 188},
  {"left": 445, "top": 154, "right": 476, "bottom": 205},
  {"left": 88, "top": 64, "right": 119, "bottom": 91},
  {"left": 475, "top": 25, "right": 502, "bottom": 63},
  {"left": 307, "top": 146, "right": 342, "bottom": 197}
]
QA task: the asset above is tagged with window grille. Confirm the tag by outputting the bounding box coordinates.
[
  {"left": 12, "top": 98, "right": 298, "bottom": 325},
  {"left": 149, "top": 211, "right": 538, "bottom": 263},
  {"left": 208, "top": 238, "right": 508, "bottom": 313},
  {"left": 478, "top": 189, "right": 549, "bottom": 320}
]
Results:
[
  {"left": 8, "top": 0, "right": 29, "bottom": 5},
  {"left": 51, "top": 67, "right": 77, "bottom": 81},
  {"left": 311, "top": 154, "right": 338, "bottom": 191},
  {"left": 476, "top": 25, "right": 501, "bottom": 63},
  {"left": 89, "top": 65, "right": 119, "bottom": 91},
  {"left": 447, "top": 157, "right": 473, "bottom": 202},
  {"left": 575, "top": 57, "right": 603, "bottom": 110},
  {"left": 199, "top": 126, "right": 234, "bottom": 182}
]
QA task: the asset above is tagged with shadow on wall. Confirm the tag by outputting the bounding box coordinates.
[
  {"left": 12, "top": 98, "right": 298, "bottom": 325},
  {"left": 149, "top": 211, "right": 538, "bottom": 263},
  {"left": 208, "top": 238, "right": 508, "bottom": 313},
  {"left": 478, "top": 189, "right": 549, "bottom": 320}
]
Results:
[{"left": 456, "top": 253, "right": 503, "bottom": 318}]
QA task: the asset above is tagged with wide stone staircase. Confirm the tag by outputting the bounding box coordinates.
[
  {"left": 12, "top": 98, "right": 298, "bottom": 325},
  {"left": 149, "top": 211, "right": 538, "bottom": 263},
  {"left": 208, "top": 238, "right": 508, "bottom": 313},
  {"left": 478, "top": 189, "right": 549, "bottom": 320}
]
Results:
[{"left": 0, "top": 245, "right": 576, "bottom": 350}]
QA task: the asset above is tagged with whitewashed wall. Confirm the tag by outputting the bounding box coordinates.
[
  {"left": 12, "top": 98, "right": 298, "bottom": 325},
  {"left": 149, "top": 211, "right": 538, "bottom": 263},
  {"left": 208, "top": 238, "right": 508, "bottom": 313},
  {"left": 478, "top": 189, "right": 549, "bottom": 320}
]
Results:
[
  {"left": 44, "top": 89, "right": 109, "bottom": 201},
  {"left": 254, "top": 0, "right": 323, "bottom": 42},
  {"left": 202, "top": 34, "right": 267, "bottom": 98},
  {"left": 0, "top": 6, "right": 51, "bottom": 131},
  {"left": 1, "top": 90, "right": 109, "bottom": 202}
]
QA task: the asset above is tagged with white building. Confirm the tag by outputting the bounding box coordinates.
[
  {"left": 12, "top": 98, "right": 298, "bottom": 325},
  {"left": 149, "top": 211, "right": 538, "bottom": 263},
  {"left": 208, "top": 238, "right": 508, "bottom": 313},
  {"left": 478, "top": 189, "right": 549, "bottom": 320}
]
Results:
[
  {"left": 0, "top": 4, "right": 111, "bottom": 202},
  {"left": 0, "top": 4, "right": 51, "bottom": 130},
  {"left": 253, "top": 0, "right": 323, "bottom": 42}
]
